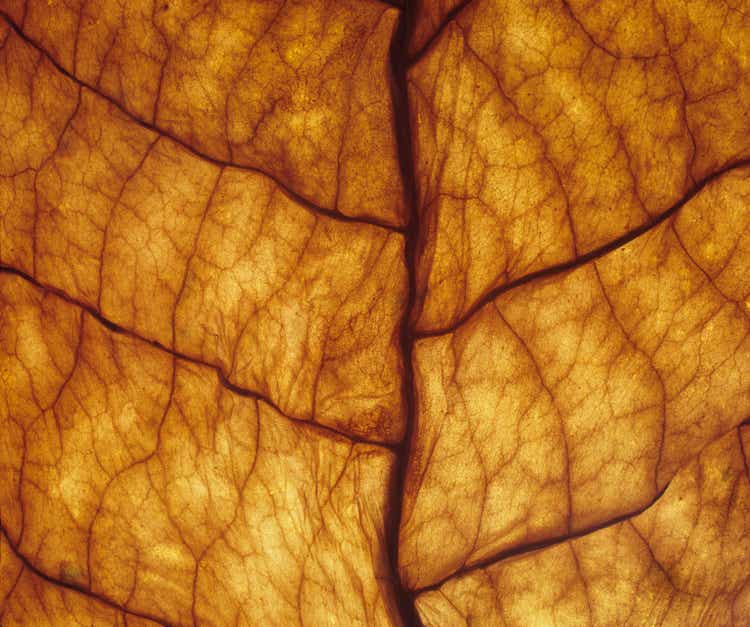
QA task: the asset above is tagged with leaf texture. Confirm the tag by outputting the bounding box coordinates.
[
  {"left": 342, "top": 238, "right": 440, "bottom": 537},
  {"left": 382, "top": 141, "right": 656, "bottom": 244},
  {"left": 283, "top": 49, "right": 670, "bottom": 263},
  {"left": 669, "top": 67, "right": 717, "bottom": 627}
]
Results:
[
  {"left": 416, "top": 425, "right": 750, "bottom": 625},
  {"left": 0, "top": 275, "right": 399, "bottom": 625},
  {"left": 1, "top": 0, "right": 750, "bottom": 625},
  {"left": 399, "top": 165, "right": 750, "bottom": 590}
]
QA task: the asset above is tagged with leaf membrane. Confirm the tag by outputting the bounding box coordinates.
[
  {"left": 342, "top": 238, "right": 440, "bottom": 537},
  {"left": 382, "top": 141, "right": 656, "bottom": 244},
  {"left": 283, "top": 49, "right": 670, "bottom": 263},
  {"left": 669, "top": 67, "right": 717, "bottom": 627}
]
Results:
[
  {"left": 416, "top": 425, "right": 750, "bottom": 625},
  {"left": 0, "top": 0, "right": 406, "bottom": 224},
  {"left": 1, "top": 0, "right": 750, "bottom": 623},
  {"left": 400, "top": 166, "right": 750, "bottom": 590},
  {"left": 0, "top": 275, "right": 400, "bottom": 625},
  {"left": 0, "top": 24, "right": 408, "bottom": 442},
  {"left": 410, "top": 0, "right": 750, "bottom": 331}
]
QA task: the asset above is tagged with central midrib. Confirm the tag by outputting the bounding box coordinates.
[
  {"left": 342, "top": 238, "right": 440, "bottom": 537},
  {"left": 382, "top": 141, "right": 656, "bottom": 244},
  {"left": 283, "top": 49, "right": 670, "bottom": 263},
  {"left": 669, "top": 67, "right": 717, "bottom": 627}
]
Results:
[{"left": 386, "top": 2, "right": 425, "bottom": 625}]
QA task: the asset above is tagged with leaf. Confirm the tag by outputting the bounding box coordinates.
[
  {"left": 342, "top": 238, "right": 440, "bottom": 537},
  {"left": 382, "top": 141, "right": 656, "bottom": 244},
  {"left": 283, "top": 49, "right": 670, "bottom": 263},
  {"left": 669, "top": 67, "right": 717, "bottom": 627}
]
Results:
[
  {"left": 0, "top": 530, "right": 161, "bottom": 626},
  {"left": 415, "top": 426, "right": 750, "bottom": 625},
  {"left": 0, "top": 17, "right": 407, "bottom": 443},
  {"left": 0, "top": 0, "right": 749, "bottom": 625},
  {"left": 0, "top": 0, "right": 406, "bottom": 225},
  {"left": 0, "top": 275, "right": 398, "bottom": 624},
  {"left": 401, "top": 166, "right": 750, "bottom": 589},
  {"left": 410, "top": 0, "right": 750, "bottom": 331}
]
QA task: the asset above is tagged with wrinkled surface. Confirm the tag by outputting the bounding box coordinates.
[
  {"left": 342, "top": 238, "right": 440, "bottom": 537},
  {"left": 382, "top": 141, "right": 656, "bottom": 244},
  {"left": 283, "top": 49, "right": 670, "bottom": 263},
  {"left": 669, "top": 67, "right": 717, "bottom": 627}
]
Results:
[
  {"left": 416, "top": 426, "right": 750, "bottom": 625},
  {"left": 0, "top": 20, "right": 407, "bottom": 442},
  {"left": 0, "top": 275, "right": 398, "bottom": 625},
  {"left": 400, "top": 167, "right": 750, "bottom": 589},
  {"left": 1, "top": 0, "right": 750, "bottom": 624},
  {"left": 0, "top": 0, "right": 405, "bottom": 225},
  {"left": 411, "top": 0, "right": 750, "bottom": 330}
]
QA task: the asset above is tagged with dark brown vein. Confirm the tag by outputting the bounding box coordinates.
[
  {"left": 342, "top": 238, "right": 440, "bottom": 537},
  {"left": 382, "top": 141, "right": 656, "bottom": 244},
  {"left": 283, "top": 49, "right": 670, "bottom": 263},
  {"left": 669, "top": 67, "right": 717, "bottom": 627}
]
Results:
[
  {"left": 0, "top": 11, "right": 406, "bottom": 235},
  {"left": 0, "top": 263, "right": 398, "bottom": 452},
  {"left": 387, "top": 0, "right": 425, "bottom": 624},
  {"left": 0, "top": 523, "right": 171, "bottom": 626},
  {"left": 416, "top": 156, "right": 750, "bottom": 339}
]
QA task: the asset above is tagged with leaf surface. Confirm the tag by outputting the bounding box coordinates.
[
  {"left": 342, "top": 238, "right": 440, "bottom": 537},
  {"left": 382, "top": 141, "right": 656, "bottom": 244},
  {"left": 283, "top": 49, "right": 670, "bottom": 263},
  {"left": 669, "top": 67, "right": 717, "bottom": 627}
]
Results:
[
  {"left": 400, "top": 166, "right": 750, "bottom": 590},
  {"left": 415, "top": 425, "right": 750, "bottom": 625},
  {"left": 410, "top": 0, "right": 750, "bottom": 331},
  {"left": 0, "top": 275, "right": 399, "bottom": 625},
  {"left": 1, "top": 0, "right": 750, "bottom": 625},
  {"left": 0, "top": 0, "right": 406, "bottom": 224}
]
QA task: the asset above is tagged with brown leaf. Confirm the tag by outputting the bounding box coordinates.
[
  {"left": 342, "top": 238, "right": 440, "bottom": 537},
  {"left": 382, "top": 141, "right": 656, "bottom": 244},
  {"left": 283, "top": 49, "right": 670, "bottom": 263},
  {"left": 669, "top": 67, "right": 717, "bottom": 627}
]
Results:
[
  {"left": 400, "top": 166, "right": 750, "bottom": 590},
  {"left": 0, "top": 275, "right": 399, "bottom": 624},
  {"left": 0, "top": 20, "right": 407, "bottom": 443},
  {"left": 0, "top": 530, "right": 161, "bottom": 626},
  {"left": 415, "top": 425, "right": 750, "bottom": 625},
  {"left": 0, "top": 0, "right": 406, "bottom": 225},
  {"left": 1, "top": 0, "right": 749, "bottom": 624},
  {"left": 410, "top": 0, "right": 750, "bottom": 331}
]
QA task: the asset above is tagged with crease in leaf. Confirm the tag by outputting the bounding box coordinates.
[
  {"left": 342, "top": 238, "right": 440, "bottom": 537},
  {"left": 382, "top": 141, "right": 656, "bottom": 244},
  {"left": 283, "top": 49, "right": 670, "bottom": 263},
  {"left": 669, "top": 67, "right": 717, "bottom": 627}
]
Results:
[{"left": 1, "top": 0, "right": 749, "bottom": 624}]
